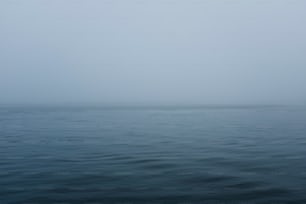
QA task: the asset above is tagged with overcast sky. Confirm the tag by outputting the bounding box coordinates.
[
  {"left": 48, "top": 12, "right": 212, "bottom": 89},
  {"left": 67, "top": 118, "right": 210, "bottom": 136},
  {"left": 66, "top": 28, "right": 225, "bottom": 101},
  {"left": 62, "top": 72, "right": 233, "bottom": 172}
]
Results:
[{"left": 1, "top": 0, "right": 306, "bottom": 105}]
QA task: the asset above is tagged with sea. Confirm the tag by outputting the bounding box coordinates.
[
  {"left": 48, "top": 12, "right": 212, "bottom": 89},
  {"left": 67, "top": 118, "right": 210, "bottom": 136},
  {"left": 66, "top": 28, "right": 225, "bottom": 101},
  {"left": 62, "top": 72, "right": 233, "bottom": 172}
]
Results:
[{"left": 1, "top": 105, "right": 306, "bottom": 204}]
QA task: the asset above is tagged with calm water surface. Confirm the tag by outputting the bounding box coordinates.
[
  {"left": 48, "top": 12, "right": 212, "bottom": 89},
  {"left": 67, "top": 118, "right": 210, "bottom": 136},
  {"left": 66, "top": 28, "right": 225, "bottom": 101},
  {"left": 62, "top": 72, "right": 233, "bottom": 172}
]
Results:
[{"left": 1, "top": 106, "right": 306, "bottom": 204}]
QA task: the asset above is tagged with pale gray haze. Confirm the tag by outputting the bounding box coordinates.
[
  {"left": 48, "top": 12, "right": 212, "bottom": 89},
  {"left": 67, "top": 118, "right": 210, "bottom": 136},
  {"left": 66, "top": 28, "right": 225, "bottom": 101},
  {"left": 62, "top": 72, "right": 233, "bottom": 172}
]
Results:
[{"left": 1, "top": 0, "right": 306, "bottom": 105}]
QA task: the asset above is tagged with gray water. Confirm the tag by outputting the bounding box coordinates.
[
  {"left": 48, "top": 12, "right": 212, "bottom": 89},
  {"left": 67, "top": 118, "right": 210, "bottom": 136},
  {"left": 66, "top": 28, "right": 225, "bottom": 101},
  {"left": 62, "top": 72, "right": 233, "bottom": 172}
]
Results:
[{"left": 1, "top": 105, "right": 306, "bottom": 204}]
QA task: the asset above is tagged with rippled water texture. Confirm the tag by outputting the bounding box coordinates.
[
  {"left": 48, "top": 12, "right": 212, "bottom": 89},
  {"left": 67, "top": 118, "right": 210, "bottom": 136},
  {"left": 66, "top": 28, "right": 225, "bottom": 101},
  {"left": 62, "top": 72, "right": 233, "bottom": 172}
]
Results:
[{"left": 1, "top": 105, "right": 306, "bottom": 204}]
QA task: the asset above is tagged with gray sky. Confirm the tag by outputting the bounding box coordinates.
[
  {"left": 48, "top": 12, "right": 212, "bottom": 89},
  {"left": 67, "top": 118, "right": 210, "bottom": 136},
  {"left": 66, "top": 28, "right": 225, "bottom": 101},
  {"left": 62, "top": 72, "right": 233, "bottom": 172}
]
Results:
[{"left": 1, "top": 0, "right": 306, "bottom": 105}]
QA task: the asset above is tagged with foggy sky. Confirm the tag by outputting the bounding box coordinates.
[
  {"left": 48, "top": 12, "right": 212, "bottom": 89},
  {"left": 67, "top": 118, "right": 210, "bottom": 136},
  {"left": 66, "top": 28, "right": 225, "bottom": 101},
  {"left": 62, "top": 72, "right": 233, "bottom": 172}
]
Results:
[{"left": 1, "top": 0, "right": 306, "bottom": 105}]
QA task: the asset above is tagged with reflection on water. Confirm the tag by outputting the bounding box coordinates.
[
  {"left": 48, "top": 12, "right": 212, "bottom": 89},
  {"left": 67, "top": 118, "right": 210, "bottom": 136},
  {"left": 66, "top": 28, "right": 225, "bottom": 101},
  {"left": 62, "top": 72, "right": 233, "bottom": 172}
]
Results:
[{"left": 1, "top": 106, "right": 306, "bottom": 204}]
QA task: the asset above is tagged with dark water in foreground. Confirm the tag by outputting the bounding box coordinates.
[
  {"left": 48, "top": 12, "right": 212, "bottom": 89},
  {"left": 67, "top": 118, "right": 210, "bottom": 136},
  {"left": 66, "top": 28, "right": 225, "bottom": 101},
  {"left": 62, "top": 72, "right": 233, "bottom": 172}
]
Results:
[{"left": 1, "top": 105, "right": 306, "bottom": 204}]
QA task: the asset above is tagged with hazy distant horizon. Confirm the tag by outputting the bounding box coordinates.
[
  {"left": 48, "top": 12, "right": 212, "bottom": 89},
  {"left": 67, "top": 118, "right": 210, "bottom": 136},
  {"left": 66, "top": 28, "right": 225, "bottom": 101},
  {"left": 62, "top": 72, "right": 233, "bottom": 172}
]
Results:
[
  {"left": 1, "top": 0, "right": 306, "bottom": 105},
  {"left": 0, "top": 101, "right": 299, "bottom": 108}
]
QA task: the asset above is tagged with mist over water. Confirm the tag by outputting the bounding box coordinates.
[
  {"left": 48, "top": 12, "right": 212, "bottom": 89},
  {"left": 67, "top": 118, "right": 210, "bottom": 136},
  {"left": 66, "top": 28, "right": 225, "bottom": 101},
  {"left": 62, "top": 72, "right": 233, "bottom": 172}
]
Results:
[
  {"left": 1, "top": 0, "right": 306, "bottom": 203},
  {"left": 1, "top": 0, "right": 306, "bottom": 105}
]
